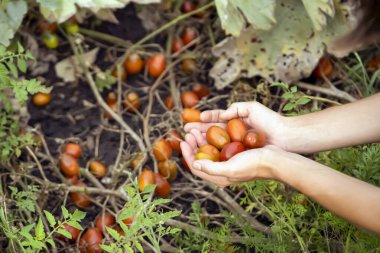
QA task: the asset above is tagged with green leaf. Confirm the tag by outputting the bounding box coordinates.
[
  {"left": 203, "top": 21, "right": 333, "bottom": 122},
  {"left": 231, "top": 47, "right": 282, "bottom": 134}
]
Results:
[
  {"left": 0, "top": 0, "right": 27, "bottom": 46},
  {"left": 296, "top": 97, "right": 311, "bottom": 105},
  {"left": 17, "top": 58, "right": 27, "bottom": 73},
  {"left": 35, "top": 217, "right": 46, "bottom": 241},
  {"left": 141, "top": 184, "right": 155, "bottom": 194},
  {"left": 6, "top": 60, "right": 17, "bottom": 78},
  {"left": 135, "top": 240, "right": 143, "bottom": 253},
  {"left": 56, "top": 228, "right": 72, "bottom": 239},
  {"left": 270, "top": 82, "right": 288, "bottom": 89},
  {"left": 61, "top": 206, "right": 70, "bottom": 219},
  {"left": 290, "top": 86, "right": 297, "bottom": 93},
  {"left": 106, "top": 226, "right": 121, "bottom": 241},
  {"left": 66, "top": 220, "right": 83, "bottom": 230},
  {"left": 283, "top": 103, "right": 296, "bottom": 111},
  {"left": 71, "top": 209, "right": 86, "bottom": 221},
  {"left": 46, "top": 238, "right": 56, "bottom": 248},
  {"left": 214, "top": 0, "right": 245, "bottom": 36},
  {"left": 282, "top": 91, "right": 294, "bottom": 100},
  {"left": 302, "top": 0, "right": 335, "bottom": 31},
  {"left": 44, "top": 210, "right": 56, "bottom": 228},
  {"left": 100, "top": 244, "right": 115, "bottom": 252}
]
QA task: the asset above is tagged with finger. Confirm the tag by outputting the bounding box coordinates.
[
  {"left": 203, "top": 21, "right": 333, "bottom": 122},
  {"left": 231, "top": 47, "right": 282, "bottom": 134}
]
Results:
[
  {"left": 192, "top": 159, "right": 232, "bottom": 177},
  {"left": 190, "top": 166, "right": 231, "bottom": 187},
  {"left": 184, "top": 122, "right": 226, "bottom": 133},
  {"left": 184, "top": 133, "right": 198, "bottom": 152},
  {"left": 200, "top": 110, "right": 227, "bottom": 123},
  {"left": 190, "top": 129, "right": 208, "bottom": 147},
  {"left": 180, "top": 141, "right": 196, "bottom": 167},
  {"left": 220, "top": 102, "right": 253, "bottom": 121}
]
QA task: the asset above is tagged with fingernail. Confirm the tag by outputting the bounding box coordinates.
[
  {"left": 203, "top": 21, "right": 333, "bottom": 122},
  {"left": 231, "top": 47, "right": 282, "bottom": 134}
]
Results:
[{"left": 193, "top": 162, "right": 201, "bottom": 170}]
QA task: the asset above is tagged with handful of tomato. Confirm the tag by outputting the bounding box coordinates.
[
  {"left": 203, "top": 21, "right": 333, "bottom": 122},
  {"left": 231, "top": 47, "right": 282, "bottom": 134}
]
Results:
[{"left": 196, "top": 119, "right": 266, "bottom": 162}]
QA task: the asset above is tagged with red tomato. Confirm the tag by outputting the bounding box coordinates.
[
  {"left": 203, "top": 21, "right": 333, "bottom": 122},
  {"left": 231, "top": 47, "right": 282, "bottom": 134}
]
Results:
[
  {"left": 220, "top": 142, "right": 246, "bottom": 161},
  {"left": 182, "top": 108, "right": 201, "bottom": 123},
  {"left": 57, "top": 223, "right": 80, "bottom": 243},
  {"left": 95, "top": 212, "right": 115, "bottom": 230},
  {"left": 112, "top": 67, "right": 127, "bottom": 81},
  {"left": 153, "top": 173, "right": 171, "bottom": 197},
  {"left": 367, "top": 56, "right": 380, "bottom": 70},
  {"left": 313, "top": 57, "right": 333, "bottom": 79},
  {"left": 153, "top": 139, "right": 173, "bottom": 161},
  {"left": 182, "top": 27, "right": 197, "bottom": 46},
  {"left": 147, "top": 54, "right": 166, "bottom": 78},
  {"left": 158, "top": 160, "right": 177, "bottom": 181},
  {"left": 125, "top": 53, "right": 144, "bottom": 74},
  {"left": 63, "top": 143, "right": 81, "bottom": 158},
  {"left": 172, "top": 37, "right": 183, "bottom": 53},
  {"left": 181, "top": 58, "right": 197, "bottom": 74},
  {"left": 138, "top": 169, "right": 155, "bottom": 192},
  {"left": 196, "top": 144, "right": 220, "bottom": 162},
  {"left": 32, "top": 93, "right": 52, "bottom": 107},
  {"left": 79, "top": 227, "right": 103, "bottom": 253},
  {"left": 181, "top": 90, "right": 199, "bottom": 108},
  {"left": 38, "top": 20, "right": 57, "bottom": 33},
  {"left": 181, "top": 0, "right": 196, "bottom": 13},
  {"left": 243, "top": 129, "right": 266, "bottom": 149},
  {"left": 59, "top": 153, "right": 79, "bottom": 178},
  {"left": 124, "top": 91, "right": 140, "bottom": 112},
  {"left": 192, "top": 83, "right": 209, "bottom": 98},
  {"left": 166, "top": 129, "right": 183, "bottom": 153},
  {"left": 206, "top": 126, "right": 230, "bottom": 150},
  {"left": 226, "top": 119, "right": 249, "bottom": 142},
  {"left": 89, "top": 160, "right": 107, "bottom": 178},
  {"left": 164, "top": 95, "right": 174, "bottom": 110},
  {"left": 122, "top": 216, "right": 134, "bottom": 226},
  {"left": 70, "top": 182, "right": 91, "bottom": 208}
]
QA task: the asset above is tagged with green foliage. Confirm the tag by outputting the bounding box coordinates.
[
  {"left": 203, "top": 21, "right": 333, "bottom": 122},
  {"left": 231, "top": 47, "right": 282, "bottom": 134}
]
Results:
[
  {"left": 0, "top": 0, "right": 27, "bottom": 47},
  {"left": 95, "top": 69, "right": 116, "bottom": 92},
  {"left": 9, "top": 185, "right": 39, "bottom": 213},
  {"left": 101, "top": 176, "right": 181, "bottom": 253}
]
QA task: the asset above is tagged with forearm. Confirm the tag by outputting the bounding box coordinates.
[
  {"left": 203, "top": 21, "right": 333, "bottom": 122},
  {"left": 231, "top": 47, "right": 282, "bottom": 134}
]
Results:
[
  {"left": 268, "top": 150, "right": 380, "bottom": 234},
  {"left": 282, "top": 93, "right": 380, "bottom": 153}
]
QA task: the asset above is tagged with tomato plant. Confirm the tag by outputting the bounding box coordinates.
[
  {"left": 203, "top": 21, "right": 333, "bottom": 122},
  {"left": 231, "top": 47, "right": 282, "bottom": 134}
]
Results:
[
  {"left": 206, "top": 126, "right": 230, "bottom": 150},
  {"left": 153, "top": 173, "right": 171, "bottom": 197},
  {"left": 125, "top": 53, "right": 144, "bottom": 74},
  {"left": 164, "top": 95, "right": 174, "bottom": 110},
  {"left": 226, "top": 119, "right": 249, "bottom": 142},
  {"left": 95, "top": 212, "right": 115, "bottom": 230},
  {"left": 196, "top": 144, "right": 220, "bottom": 162},
  {"left": 70, "top": 182, "right": 91, "bottom": 208},
  {"left": 313, "top": 57, "right": 333, "bottom": 79},
  {"left": 89, "top": 160, "right": 107, "bottom": 178},
  {"left": 182, "top": 108, "right": 201, "bottom": 123},
  {"left": 124, "top": 91, "right": 140, "bottom": 112},
  {"left": 32, "top": 93, "right": 52, "bottom": 107},
  {"left": 243, "top": 129, "right": 266, "bottom": 149},
  {"left": 63, "top": 143, "right": 81, "bottom": 158},
  {"left": 220, "top": 142, "right": 246, "bottom": 161},
  {"left": 182, "top": 58, "right": 197, "bottom": 74},
  {"left": 153, "top": 139, "right": 173, "bottom": 161},
  {"left": 181, "top": 90, "right": 199, "bottom": 108},
  {"left": 79, "top": 227, "right": 103, "bottom": 253},
  {"left": 42, "top": 33, "right": 59, "bottom": 49},
  {"left": 147, "top": 54, "right": 166, "bottom": 78},
  {"left": 182, "top": 27, "right": 197, "bottom": 46},
  {"left": 138, "top": 169, "right": 155, "bottom": 192},
  {"left": 166, "top": 129, "right": 183, "bottom": 153},
  {"left": 158, "top": 160, "right": 177, "bottom": 181},
  {"left": 192, "top": 83, "right": 209, "bottom": 98},
  {"left": 59, "top": 153, "right": 79, "bottom": 178}
]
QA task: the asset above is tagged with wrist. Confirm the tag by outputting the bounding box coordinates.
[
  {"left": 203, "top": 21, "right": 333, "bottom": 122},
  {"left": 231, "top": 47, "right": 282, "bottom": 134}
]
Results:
[{"left": 258, "top": 146, "right": 290, "bottom": 180}]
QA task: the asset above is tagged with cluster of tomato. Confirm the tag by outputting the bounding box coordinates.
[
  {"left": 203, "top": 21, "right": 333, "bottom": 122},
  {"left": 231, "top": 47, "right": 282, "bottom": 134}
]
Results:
[
  {"left": 195, "top": 119, "right": 266, "bottom": 163},
  {"left": 38, "top": 17, "right": 79, "bottom": 49},
  {"left": 58, "top": 143, "right": 107, "bottom": 208}
]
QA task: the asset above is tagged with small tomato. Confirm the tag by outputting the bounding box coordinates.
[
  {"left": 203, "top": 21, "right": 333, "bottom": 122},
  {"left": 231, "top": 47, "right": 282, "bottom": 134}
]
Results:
[
  {"left": 153, "top": 139, "right": 173, "bottom": 161},
  {"left": 226, "top": 119, "right": 249, "bottom": 142},
  {"left": 206, "top": 126, "right": 230, "bottom": 150},
  {"left": 220, "top": 142, "right": 246, "bottom": 161},
  {"left": 158, "top": 160, "right": 177, "bottom": 181},
  {"left": 243, "top": 129, "right": 266, "bottom": 149}
]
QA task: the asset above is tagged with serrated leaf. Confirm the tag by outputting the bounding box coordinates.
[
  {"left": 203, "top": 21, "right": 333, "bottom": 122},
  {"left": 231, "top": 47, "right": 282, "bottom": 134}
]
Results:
[
  {"left": 135, "top": 240, "right": 143, "bottom": 252},
  {"left": 72, "top": 209, "right": 86, "bottom": 221},
  {"left": 283, "top": 103, "right": 296, "bottom": 111},
  {"left": 100, "top": 244, "right": 115, "bottom": 252},
  {"left": 215, "top": 0, "right": 245, "bottom": 36},
  {"left": 282, "top": 91, "right": 294, "bottom": 100},
  {"left": 290, "top": 86, "right": 297, "bottom": 93},
  {"left": 46, "top": 238, "right": 56, "bottom": 248},
  {"left": 106, "top": 226, "right": 121, "bottom": 241},
  {"left": 302, "top": 0, "right": 335, "bottom": 31},
  {"left": 35, "top": 217, "right": 46, "bottom": 241},
  {"left": 66, "top": 220, "right": 83, "bottom": 230},
  {"left": 61, "top": 206, "right": 70, "bottom": 219},
  {"left": 270, "top": 82, "right": 288, "bottom": 89},
  {"left": 296, "top": 97, "right": 311, "bottom": 105},
  {"left": 6, "top": 61, "right": 18, "bottom": 78},
  {"left": 56, "top": 228, "right": 72, "bottom": 239},
  {"left": 43, "top": 210, "right": 56, "bottom": 228},
  {"left": 141, "top": 184, "right": 155, "bottom": 194},
  {"left": 17, "top": 58, "right": 27, "bottom": 73}
]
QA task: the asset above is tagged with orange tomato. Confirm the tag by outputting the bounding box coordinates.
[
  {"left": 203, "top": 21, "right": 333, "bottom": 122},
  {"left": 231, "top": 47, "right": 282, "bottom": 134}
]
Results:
[
  {"left": 206, "top": 126, "right": 230, "bottom": 150},
  {"left": 158, "top": 160, "right": 177, "bottom": 181},
  {"left": 104, "top": 101, "right": 117, "bottom": 120},
  {"left": 164, "top": 95, "right": 174, "bottom": 110},
  {"left": 63, "top": 143, "right": 81, "bottom": 158},
  {"left": 220, "top": 142, "right": 245, "bottom": 161},
  {"left": 138, "top": 169, "right": 155, "bottom": 192},
  {"left": 70, "top": 182, "right": 91, "bottom": 208},
  {"left": 181, "top": 58, "right": 197, "bottom": 74},
  {"left": 313, "top": 57, "right": 333, "bottom": 79},
  {"left": 181, "top": 90, "right": 199, "bottom": 108},
  {"left": 153, "top": 173, "right": 171, "bottom": 197},
  {"left": 124, "top": 91, "right": 140, "bottom": 112},
  {"left": 59, "top": 153, "right": 79, "bottom": 178},
  {"left": 192, "top": 83, "right": 209, "bottom": 98},
  {"left": 147, "top": 54, "right": 166, "bottom": 78},
  {"left": 95, "top": 212, "right": 115, "bottom": 230},
  {"left": 226, "top": 119, "right": 249, "bottom": 142},
  {"left": 182, "top": 27, "right": 197, "bottom": 46},
  {"left": 182, "top": 108, "right": 201, "bottom": 123},
  {"left": 172, "top": 37, "right": 183, "bottom": 53},
  {"left": 79, "top": 227, "right": 103, "bottom": 253},
  {"left": 196, "top": 144, "right": 220, "bottom": 162},
  {"left": 89, "top": 160, "right": 107, "bottom": 178},
  {"left": 122, "top": 216, "right": 134, "bottom": 226},
  {"left": 32, "top": 93, "right": 52, "bottom": 107},
  {"left": 106, "top": 92, "right": 117, "bottom": 104},
  {"left": 125, "top": 53, "right": 144, "bottom": 74},
  {"left": 153, "top": 139, "right": 173, "bottom": 161},
  {"left": 242, "top": 129, "right": 266, "bottom": 149},
  {"left": 166, "top": 129, "right": 183, "bottom": 153}
]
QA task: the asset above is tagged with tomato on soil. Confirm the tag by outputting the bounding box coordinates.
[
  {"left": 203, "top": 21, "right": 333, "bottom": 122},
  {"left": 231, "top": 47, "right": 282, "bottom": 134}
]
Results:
[
  {"left": 182, "top": 58, "right": 197, "bottom": 74},
  {"left": 32, "top": 93, "right": 52, "bottom": 107},
  {"left": 63, "top": 143, "right": 81, "bottom": 158},
  {"left": 95, "top": 212, "right": 115, "bottom": 230},
  {"left": 59, "top": 153, "right": 79, "bottom": 177},
  {"left": 181, "top": 90, "right": 199, "bottom": 108},
  {"left": 313, "top": 57, "right": 333, "bottom": 79},
  {"left": 192, "top": 83, "right": 209, "bottom": 98},
  {"left": 112, "top": 67, "right": 127, "bottom": 81},
  {"left": 172, "top": 37, "right": 183, "bottom": 53},
  {"left": 147, "top": 54, "right": 166, "bottom": 78},
  {"left": 153, "top": 139, "right": 173, "bottom": 161},
  {"left": 125, "top": 53, "right": 144, "bottom": 74},
  {"left": 131, "top": 153, "right": 144, "bottom": 169},
  {"left": 89, "top": 160, "right": 107, "bottom": 178},
  {"left": 138, "top": 169, "right": 155, "bottom": 192},
  {"left": 181, "top": 0, "right": 196, "bottom": 13},
  {"left": 206, "top": 126, "right": 230, "bottom": 150},
  {"left": 166, "top": 129, "right": 183, "bottom": 153},
  {"left": 42, "top": 32, "right": 59, "bottom": 49},
  {"left": 79, "top": 227, "right": 103, "bottom": 253},
  {"left": 38, "top": 20, "right": 57, "bottom": 33},
  {"left": 70, "top": 182, "right": 91, "bottom": 208},
  {"left": 164, "top": 95, "right": 174, "bottom": 110},
  {"left": 158, "top": 160, "right": 177, "bottom": 181},
  {"left": 124, "top": 91, "right": 140, "bottom": 112},
  {"left": 154, "top": 173, "right": 171, "bottom": 197},
  {"left": 182, "top": 27, "right": 197, "bottom": 46}
]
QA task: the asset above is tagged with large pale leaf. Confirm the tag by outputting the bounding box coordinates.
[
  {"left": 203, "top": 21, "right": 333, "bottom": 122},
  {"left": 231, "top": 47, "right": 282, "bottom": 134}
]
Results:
[
  {"left": 302, "top": 0, "right": 335, "bottom": 31},
  {"left": 215, "top": 0, "right": 276, "bottom": 36},
  {"left": 210, "top": 0, "right": 351, "bottom": 89},
  {"left": 0, "top": 0, "right": 27, "bottom": 46}
]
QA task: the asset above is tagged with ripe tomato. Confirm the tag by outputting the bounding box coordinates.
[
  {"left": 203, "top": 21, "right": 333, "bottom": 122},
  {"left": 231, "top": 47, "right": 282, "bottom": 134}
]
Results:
[
  {"left": 147, "top": 54, "right": 166, "bottom": 78},
  {"left": 367, "top": 56, "right": 380, "bottom": 70},
  {"left": 182, "top": 157, "right": 190, "bottom": 171},
  {"left": 243, "top": 129, "right": 266, "bottom": 149},
  {"left": 196, "top": 144, "right": 220, "bottom": 162},
  {"left": 59, "top": 153, "right": 79, "bottom": 178},
  {"left": 70, "top": 182, "right": 91, "bottom": 208},
  {"left": 313, "top": 57, "right": 333, "bottom": 79},
  {"left": 124, "top": 91, "right": 140, "bottom": 112},
  {"left": 182, "top": 58, "right": 197, "bottom": 74},
  {"left": 32, "top": 93, "right": 52, "bottom": 107},
  {"left": 153, "top": 173, "right": 171, "bottom": 197},
  {"left": 153, "top": 139, "right": 173, "bottom": 161},
  {"left": 164, "top": 95, "right": 174, "bottom": 110},
  {"left": 57, "top": 223, "right": 80, "bottom": 243},
  {"left": 206, "top": 126, "right": 230, "bottom": 150},
  {"left": 226, "top": 119, "right": 249, "bottom": 142},
  {"left": 112, "top": 67, "right": 127, "bottom": 81},
  {"left": 172, "top": 37, "right": 183, "bottom": 53},
  {"left": 42, "top": 33, "right": 59, "bottom": 49},
  {"left": 192, "top": 83, "right": 209, "bottom": 98},
  {"left": 63, "top": 143, "right": 81, "bottom": 158},
  {"left": 158, "top": 160, "right": 177, "bottom": 181},
  {"left": 106, "top": 92, "right": 117, "bottom": 104},
  {"left": 181, "top": 0, "right": 196, "bottom": 13},
  {"left": 79, "top": 227, "right": 103, "bottom": 253},
  {"left": 38, "top": 20, "right": 57, "bottom": 33},
  {"left": 138, "top": 169, "right": 155, "bottom": 192},
  {"left": 130, "top": 153, "right": 144, "bottom": 169},
  {"left": 89, "top": 160, "right": 107, "bottom": 178},
  {"left": 125, "top": 53, "right": 144, "bottom": 74},
  {"left": 166, "top": 129, "right": 183, "bottom": 153},
  {"left": 181, "top": 90, "right": 199, "bottom": 108},
  {"left": 220, "top": 142, "right": 246, "bottom": 161},
  {"left": 95, "top": 212, "right": 115, "bottom": 230},
  {"left": 182, "top": 108, "right": 201, "bottom": 123},
  {"left": 182, "top": 27, "right": 197, "bottom": 46},
  {"left": 122, "top": 216, "right": 134, "bottom": 226}
]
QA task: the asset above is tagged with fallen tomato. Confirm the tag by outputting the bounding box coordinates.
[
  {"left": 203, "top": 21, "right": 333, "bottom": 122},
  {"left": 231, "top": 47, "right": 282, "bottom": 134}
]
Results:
[
  {"left": 158, "top": 160, "right": 177, "bottom": 181},
  {"left": 112, "top": 67, "right": 127, "bottom": 81},
  {"left": 182, "top": 108, "right": 201, "bottom": 123},
  {"left": 32, "top": 93, "right": 52, "bottom": 107},
  {"left": 182, "top": 27, "right": 197, "bottom": 46},
  {"left": 181, "top": 0, "right": 196, "bottom": 13},
  {"left": 172, "top": 37, "right": 183, "bottom": 53},
  {"left": 147, "top": 54, "right": 166, "bottom": 78},
  {"left": 70, "top": 182, "right": 91, "bottom": 208},
  {"left": 192, "top": 83, "right": 209, "bottom": 98},
  {"left": 166, "top": 129, "right": 183, "bottom": 153},
  {"left": 63, "top": 143, "right": 81, "bottom": 158},
  {"left": 125, "top": 53, "right": 144, "bottom": 74},
  {"left": 59, "top": 153, "right": 79, "bottom": 178},
  {"left": 367, "top": 56, "right": 380, "bottom": 70},
  {"left": 38, "top": 20, "right": 57, "bottom": 33},
  {"left": 138, "top": 169, "right": 155, "bottom": 192},
  {"left": 124, "top": 91, "right": 140, "bottom": 112},
  {"left": 220, "top": 142, "right": 246, "bottom": 161},
  {"left": 95, "top": 212, "right": 115, "bottom": 230},
  {"left": 79, "top": 227, "right": 103, "bottom": 253},
  {"left": 181, "top": 90, "right": 199, "bottom": 108},
  {"left": 153, "top": 139, "right": 173, "bottom": 161},
  {"left": 42, "top": 33, "right": 59, "bottom": 49},
  {"left": 243, "top": 129, "right": 266, "bottom": 149},
  {"left": 153, "top": 173, "right": 171, "bottom": 197},
  {"left": 164, "top": 95, "right": 174, "bottom": 110},
  {"left": 130, "top": 153, "right": 144, "bottom": 169},
  {"left": 89, "top": 160, "right": 107, "bottom": 178},
  {"left": 313, "top": 57, "right": 333, "bottom": 79},
  {"left": 206, "top": 126, "right": 230, "bottom": 150},
  {"left": 226, "top": 119, "right": 249, "bottom": 142},
  {"left": 181, "top": 58, "right": 197, "bottom": 74}
]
